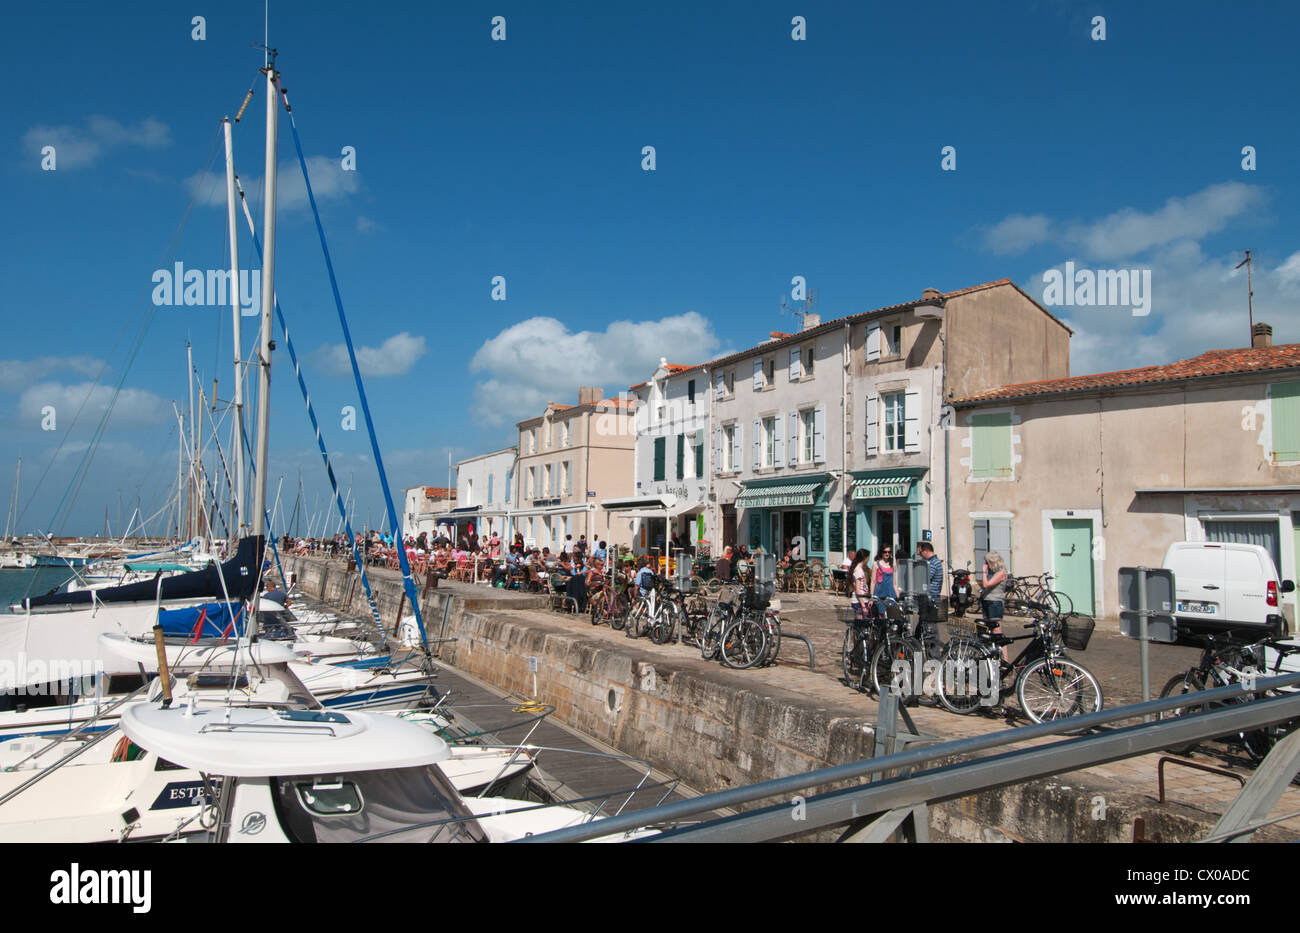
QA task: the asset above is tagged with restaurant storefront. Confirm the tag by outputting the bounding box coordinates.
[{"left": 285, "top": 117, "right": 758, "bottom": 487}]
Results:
[
  {"left": 849, "top": 468, "right": 928, "bottom": 560},
  {"left": 735, "top": 473, "right": 833, "bottom": 561}
]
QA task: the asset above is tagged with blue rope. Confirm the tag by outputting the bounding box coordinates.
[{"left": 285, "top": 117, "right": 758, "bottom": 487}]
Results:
[
  {"left": 282, "top": 87, "right": 430, "bottom": 651},
  {"left": 235, "top": 193, "right": 383, "bottom": 631}
]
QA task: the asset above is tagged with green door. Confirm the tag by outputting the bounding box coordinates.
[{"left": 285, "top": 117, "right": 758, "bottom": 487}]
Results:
[{"left": 1051, "top": 519, "right": 1095, "bottom": 616}]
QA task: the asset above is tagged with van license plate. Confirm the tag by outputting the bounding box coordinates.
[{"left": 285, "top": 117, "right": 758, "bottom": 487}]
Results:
[{"left": 1178, "top": 601, "right": 1215, "bottom": 614}]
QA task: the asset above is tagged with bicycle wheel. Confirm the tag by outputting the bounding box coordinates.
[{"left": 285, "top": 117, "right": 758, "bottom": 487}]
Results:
[
  {"left": 763, "top": 615, "right": 782, "bottom": 666},
  {"left": 700, "top": 607, "right": 726, "bottom": 660},
  {"left": 625, "top": 601, "right": 647, "bottom": 637},
  {"left": 589, "top": 595, "right": 603, "bottom": 626},
  {"left": 651, "top": 602, "right": 680, "bottom": 645},
  {"left": 936, "top": 639, "right": 989, "bottom": 715},
  {"left": 720, "top": 617, "right": 767, "bottom": 669},
  {"left": 1016, "top": 655, "right": 1103, "bottom": 724},
  {"left": 842, "top": 626, "right": 864, "bottom": 688},
  {"left": 870, "top": 635, "right": 921, "bottom": 699}
]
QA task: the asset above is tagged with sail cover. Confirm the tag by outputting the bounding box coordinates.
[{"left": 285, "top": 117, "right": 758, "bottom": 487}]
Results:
[
  {"left": 156, "top": 602, "right": 247, "bottom": 640},
  {"left": 24, "top": 536, "right": 265, "bottom": 609}
]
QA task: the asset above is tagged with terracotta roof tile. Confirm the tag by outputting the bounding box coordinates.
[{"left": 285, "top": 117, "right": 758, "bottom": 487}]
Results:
[{"left": 954, "top": 343, "right": 1300, "bottom": 405}]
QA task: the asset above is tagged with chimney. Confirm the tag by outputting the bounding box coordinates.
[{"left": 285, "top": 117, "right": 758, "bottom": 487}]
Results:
[
  {"left": 1252, "top": 322, "right": 1273, "bottom": 349},
  {"left": 801, "top": 312, "right": 821, "bottom": 331},
  {"left": 578, "top": 386, "right": 604, "bottom": 405}
]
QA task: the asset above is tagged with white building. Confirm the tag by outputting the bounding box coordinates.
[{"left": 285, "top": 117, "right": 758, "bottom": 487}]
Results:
[
  {"left": 449, "top": 447, "right": 517, "bottom": 541},
  {"left": 402, "top": 486, "right": 456, "bottom": 537},
  {"left": 614, "top": 359, "right": 713, "bottom": 556}
]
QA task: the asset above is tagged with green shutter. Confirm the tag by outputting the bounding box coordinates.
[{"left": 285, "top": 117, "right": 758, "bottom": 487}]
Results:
[
  {"left": 1273, "top": 382, "right": 1300, "bottom": 463},
  {"left": 676, "top": 434, "right": 685, "bottom": 479},
  {"left": 695, "top": 432, "right": 705, "bottom": 478},
  {"left": 654, "top": 437, "right": 666, "bottom": 482},
  {"left": 972, "top": 413, "right": 1012, "bottom": 478}
]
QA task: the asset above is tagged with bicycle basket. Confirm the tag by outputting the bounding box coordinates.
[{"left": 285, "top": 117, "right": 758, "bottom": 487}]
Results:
[
  {"left": 1061, "top": 615, "right": 1095, "bottom": 651},
  {"left": 742, "top": 588, "right": 770, "bottom": 611}
]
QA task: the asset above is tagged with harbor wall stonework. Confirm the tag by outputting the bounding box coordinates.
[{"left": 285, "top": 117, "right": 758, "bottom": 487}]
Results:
[{"left": 286, "top": 556, "right": 1256, "bottom": 842}]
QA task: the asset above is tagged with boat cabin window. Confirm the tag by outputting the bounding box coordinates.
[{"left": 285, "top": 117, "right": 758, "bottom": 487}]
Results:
[
  {"left": 295, "top": 779, "right": 364, "bottom": 815},
  {"left": 271, "top": 766, "right": 486, "bottom": 843}
]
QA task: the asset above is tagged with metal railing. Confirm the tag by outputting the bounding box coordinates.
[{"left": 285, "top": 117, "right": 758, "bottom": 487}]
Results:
[{"left": 515, "top": 669, "right": 1300, "bottom": 843}]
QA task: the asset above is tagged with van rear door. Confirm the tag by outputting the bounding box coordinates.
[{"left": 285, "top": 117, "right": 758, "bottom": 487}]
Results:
[
  {"left": 1169, "top": 543, "right": 1226, "bottom": 623},
  {"left": 1225, "top": 546, "right": 1270, "bottom": 625}
]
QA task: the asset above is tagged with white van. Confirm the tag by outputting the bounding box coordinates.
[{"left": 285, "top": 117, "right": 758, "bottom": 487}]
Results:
[{"left": 1162, "top": 542, "right": 1295, "bottom": 638}]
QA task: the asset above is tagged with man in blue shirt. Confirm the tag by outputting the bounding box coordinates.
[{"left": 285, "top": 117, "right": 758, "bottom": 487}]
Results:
[
  {"left": 917, "top": 541, "right": 943, "bottom": 599},
  {"left": 633, "top": 557, "right": 656, "bottom": 595}
]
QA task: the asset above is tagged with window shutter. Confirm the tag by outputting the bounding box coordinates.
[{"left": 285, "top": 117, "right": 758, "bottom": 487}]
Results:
[
  {"left": 774, "top": 412, "right": 784, "bottom": 467},
  {"left": 733, "top": 423, "right": 743, "bottom": 472},
  {"left": 1272, "top": 382, "right": 1300, "bottom": 462},
  {"left": 715, "top": 372, "right": 725, "bottom": 399},
  {"left": 904, "top": 388, "right": 921, "bottom": 452},
  {"left": 991, "top": 519, "right": 1012, "bottom": 569},
  {"left": 813, "top": 405, "right": 826, "bottom": 463},
  {"left": 866, "top": 323, "right": 881, "bottom": 361},
  {"left": 696, "top": 430, "right": 705, "bottom": 478},
  {"left": 688, "top": 379, "right": 696, "bottom": 404},
  {"left": 488, "top": 474, "right": 494, "bottom": 503},
  {"left": 752, "top": 359, "right": 763, "bottom": 390},
  {"left": 866, "top": 393, "right": 878, "bottom": 456},
  {"left": 676, "top": 434, "right": 685, "bottom": 479},
  {"left": 505, "top": 469, "right": 511, "bottom": 503},
  {"left": 713, "top": 427, "right": 722, "bottom": 475},
  {"left": 654, "top": 437, "right": 666, "bottom": 482},
  {"left": 973, "top": 519, "right": 989, "bottom": 571},
  {"left": 565, "top": 461, "right": 572, "bottom": 495},
  {"left": 789, "top": 346, "right": 801, "bottom": 381},
  {"left": 972, "top": 413, "right": 1013, "bottom": 478},
  {"left": 752, "top": 419, "right": 761, "bottom": 468}
]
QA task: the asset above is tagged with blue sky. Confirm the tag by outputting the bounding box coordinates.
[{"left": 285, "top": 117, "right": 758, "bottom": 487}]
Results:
[{"left": 3, "top": 0, "right": 1298, "bottom": 535}]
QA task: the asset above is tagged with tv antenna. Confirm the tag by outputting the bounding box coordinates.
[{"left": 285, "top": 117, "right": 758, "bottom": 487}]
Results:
[
  {"left": 1234, "top": 249, "right": 1254, "bottom": 345},
  {"left": 780, "top": 288, "right": 817, "bottom": 328}
]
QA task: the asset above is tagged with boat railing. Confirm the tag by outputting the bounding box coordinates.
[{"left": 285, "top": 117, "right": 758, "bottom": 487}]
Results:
[{"left": 1, "top": 678, "right": 153, "bottom": 775}]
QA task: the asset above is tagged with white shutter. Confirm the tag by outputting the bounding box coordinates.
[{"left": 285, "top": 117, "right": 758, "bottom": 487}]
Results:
[
  {"left": 733, "top": 422, "right": 743, "bottom": 472},
  {"left": 813, "top": 405, "right": 826, "bottom": 463},
  {"left": 774, "top": 412, "right": 784, "bottom": 467},
  {"left": 789, "top": 411, "right": 799, "bottom": 466},
  {"left": 753, "top": 419, "right": 761, "bottom": 468},
  {"left": 752, "top": 358, "right": 763, "bottom": 390},
  {"left": 715, "top": 371, "right": 724, "bottom": 399},
  {"left": 789, "top": 346, "right": 801, "bottom": 381},
  {"left": 565, "top": 460, "right": 573, "bottom": 494},
  {"left": 714, "top": 427, "right": 722, "bottom": 475},
  {"left": 904, "top": 389, "right": 921, "bottom": 452},
  {"left": 866, "top": 393, "right": 878, "bottom": 456},
  {"left": 866, "top": 323, "right": 881, "bottom": 361}
]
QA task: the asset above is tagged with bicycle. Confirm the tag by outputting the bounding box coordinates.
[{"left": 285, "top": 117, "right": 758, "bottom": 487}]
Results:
[
  {"left": 699, "top": 586, "right": 742, "bottom": 661},
  {"left": 1158, "top": 632, "right": 1281, "bottom": 759},
  {"left": 936, "top": 610, "right": 1103, "bottom": 723},
  {"left": 719, "top": 588, "right": 782, "bottom": 669},
  {"left": 841, "top": 598, "right": 890, "bottom": 691},
  {"left": 1004, "top": 572, "right": 1073, "bottom": 618},
  {"left": 867, "top": 596, "right": 946, "bottom": 700},
  {"left": 588, "top": 574, "right": 630, "bottom": 631}
]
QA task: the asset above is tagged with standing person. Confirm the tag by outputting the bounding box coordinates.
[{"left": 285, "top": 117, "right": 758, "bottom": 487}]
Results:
[
  {"left": 849, "top": 549, "right": 873, "bottom": 619},
  {"left": 979, "top": 550, "right": 1008, "bottom": 659},
  {"left": 562, "top": 534, "right": 573, "bottom": 556},
  {"left": 575, "top": 534, "right": 588, "bottom": 558},
  {"left": 873, "top": 546, "right": 896, "bottom": 600}
]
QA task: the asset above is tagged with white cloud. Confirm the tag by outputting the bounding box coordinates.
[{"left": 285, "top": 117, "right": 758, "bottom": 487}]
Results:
[
  {"left": 468, "top": 312, "right": 724, "bottom": 425},
  {"left": 17, "top": 381, "right": 169, "bottom": 428},
  {"left": 21, "top": 116, "right": 171, "bottom": 169},
  {"left": 981, "top": 213, "right": 1053, "bottom": 255},
  {"left": 314, "top": 332, "right": 427, "bottom": 378},
  {"left": 1062, "top": 182, "right": 1266, "bottom": 262},
  {"left": 0, "top": 356, "right": 103, "bottom": 393},
  {"left": 1036, "top": 242, "right": 1300, "bottom": 376},
  {"left": 188, "top": 155, "right": 359, "bottom": 212},
  {"left": 356, "top": 216, "right": 383, "bottom": 234}
]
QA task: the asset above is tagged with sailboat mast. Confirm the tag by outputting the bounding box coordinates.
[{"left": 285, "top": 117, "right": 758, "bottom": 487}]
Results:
[
  {"left": 187, "top": 341, "right": 196, "bottom": 541},
  {"left": 251, "top": 59, "right": 279, "bottom": 585},
  {"left": 223, "top": 117, "right": 247, "bottom": 541}
]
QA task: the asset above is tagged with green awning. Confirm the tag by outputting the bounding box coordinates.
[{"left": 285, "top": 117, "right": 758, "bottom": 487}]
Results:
[
  {"left": 852, "top": 475, "right": 914, "bottom": 501},
  {"left": 735, "top": 480, "right": 824, "bottom": 509}
]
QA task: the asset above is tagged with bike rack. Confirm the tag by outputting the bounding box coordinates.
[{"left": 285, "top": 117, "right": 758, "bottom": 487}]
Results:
[
  {"left": 1157, "top": 756, "right": 1244, "bottom": 805},
  {"left": 780, "top": 631, "right": 816, "bottom": 671}
]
